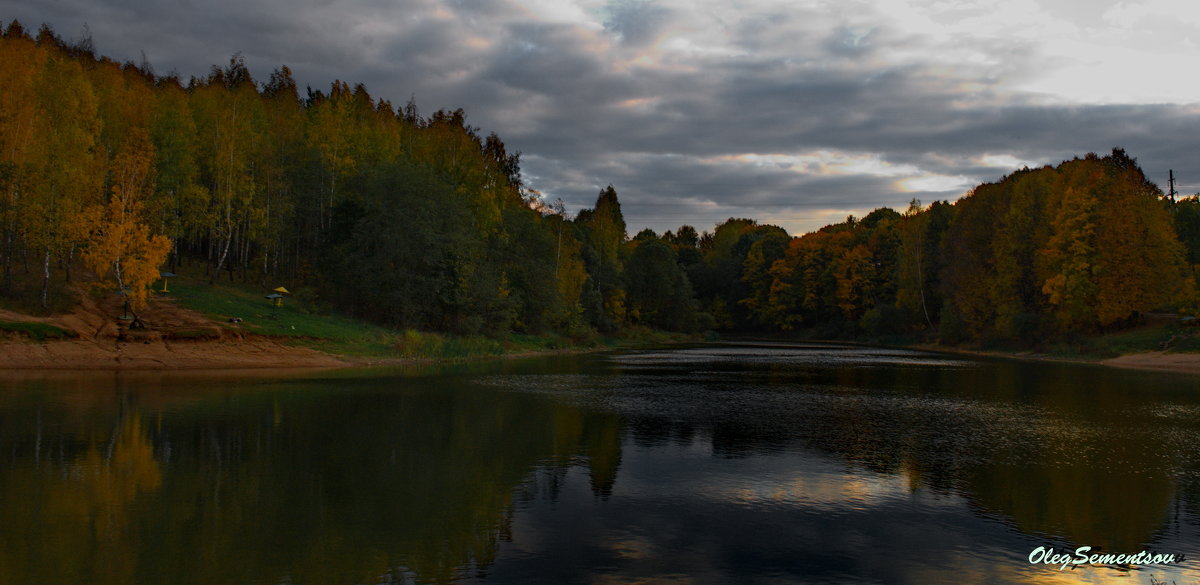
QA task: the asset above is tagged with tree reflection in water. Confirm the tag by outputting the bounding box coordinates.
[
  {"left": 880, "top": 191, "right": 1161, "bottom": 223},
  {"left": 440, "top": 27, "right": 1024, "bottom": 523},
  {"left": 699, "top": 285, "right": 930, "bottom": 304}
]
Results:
[{"left": 0, "top": 347, "right": 1196, "bottom": 584}]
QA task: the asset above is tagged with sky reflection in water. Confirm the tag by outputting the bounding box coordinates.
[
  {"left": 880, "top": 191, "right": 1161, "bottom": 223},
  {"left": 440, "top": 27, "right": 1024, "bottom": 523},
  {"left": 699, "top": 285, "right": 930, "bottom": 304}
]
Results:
[{"left": 476, "top": 343, "right": 1200, "bottom": 585}]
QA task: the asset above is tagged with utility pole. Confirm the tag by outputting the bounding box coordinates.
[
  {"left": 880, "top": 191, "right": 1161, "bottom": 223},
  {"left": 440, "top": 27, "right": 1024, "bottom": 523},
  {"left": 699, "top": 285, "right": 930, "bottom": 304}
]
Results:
[{"left": 1169, "top": 169, "right": 1178, "bottom": 203}]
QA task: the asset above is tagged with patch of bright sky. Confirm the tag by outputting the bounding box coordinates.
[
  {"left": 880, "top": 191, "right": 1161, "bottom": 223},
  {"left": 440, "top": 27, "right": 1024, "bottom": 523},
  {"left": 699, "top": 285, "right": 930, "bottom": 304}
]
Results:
[
  {"left": 978, "top": 153, "right": 1041, "bottom": 169},
  {"left": 756, "top": 208, "right": 881, "bottom": 235},
  {"left": 875, "top": 0, "right": 1200, "bottom": 104},
  {"left": 898, "top": 174, "right": 973, "bottom": 193},
  {"left": 714, "top": 151, "right": 972, "bottom": 196},
  {"left": 512, "top": 0, "right": 606, "bottom": 29},
  {"left": 722, "top": 152, "right": 921, "bottom": 177}
]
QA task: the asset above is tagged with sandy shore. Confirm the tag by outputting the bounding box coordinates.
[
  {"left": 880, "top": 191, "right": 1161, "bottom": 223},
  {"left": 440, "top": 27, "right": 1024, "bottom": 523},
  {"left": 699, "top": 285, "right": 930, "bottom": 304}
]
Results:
[
  {"left": 914, "top": 343, "right": 1200, "bottom": 376},
  {"left": 0, "top": 337, "right": 352, "bottom": 370},
  {"left": 4, "top": 337, "right": 1199, "bottom": 375},
  {"left": 1100, "top": 352, "right": 1200, "bottom": 376}
]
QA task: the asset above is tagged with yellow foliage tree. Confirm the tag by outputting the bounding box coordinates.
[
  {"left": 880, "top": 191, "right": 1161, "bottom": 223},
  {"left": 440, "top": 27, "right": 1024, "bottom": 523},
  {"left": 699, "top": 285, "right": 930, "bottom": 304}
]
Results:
[
  {"left": 1041, "top": 156, "right": 1188, "bottom": 331},
  {"left": 1040, "top": 186, "right": 1099, "bottom": 331},
  {"left": 30, "top": 54, "right": 103, "bottom": 307},
  {"left": 0, "top": 31, "right": 47, "bottom": 293},
  {"left": 78, "top": 131, "right": 171, "bottom": 311},
  {"left": 835, "top": 244, "right": 873, "bottom": 319},
  {"left": 552, "top": 218, "right": 588, "bottom": 323},
  {"left": 1092, "top": 166, "right": 1188, "bottom": 326}
]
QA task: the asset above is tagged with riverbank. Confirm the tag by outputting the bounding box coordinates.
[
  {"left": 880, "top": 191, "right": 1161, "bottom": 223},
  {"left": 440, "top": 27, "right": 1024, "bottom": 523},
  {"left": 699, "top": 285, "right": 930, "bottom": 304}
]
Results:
[
  {"left": 0, "top": 325, "right": 687, "bottom": 371},
  {"left": 0, "top": 335, "right": 639, "bottom": 370},
  {"left": 4, "top": 328, "right": 1199, "bottom": 374},
  {"left": 733, "top": 319, "right": 1200, "bottom": 376},
  {"left": 908, "top": 343, "right": 1200, "bottom": 376},
  {"left": 0, "top": 278, "right": 694, "bottom": 370},
  {"left": 0, "top": 336, "right": 352, "bottom": 370},
  {"left": 3, "top": 277, "right": 1195, "bottom": 374},
  {"left": 881, "top": 314, "right": 1200, "bottom": 376},
  {"left": 1100, "top": 351, "right": 1200, "bottom": 375}
]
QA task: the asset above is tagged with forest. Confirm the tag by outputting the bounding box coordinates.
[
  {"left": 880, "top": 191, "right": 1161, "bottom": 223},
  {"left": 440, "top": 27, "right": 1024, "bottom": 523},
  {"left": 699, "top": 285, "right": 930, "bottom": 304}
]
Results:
[{"left": 2, "top": 20, "right": 1199, "bottom": 347}]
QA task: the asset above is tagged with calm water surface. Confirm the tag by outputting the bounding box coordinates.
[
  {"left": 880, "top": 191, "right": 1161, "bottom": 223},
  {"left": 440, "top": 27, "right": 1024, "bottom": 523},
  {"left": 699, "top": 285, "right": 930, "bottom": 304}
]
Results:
[{"left": 2, "top": 342, "right": 1200, "bottom": 584}]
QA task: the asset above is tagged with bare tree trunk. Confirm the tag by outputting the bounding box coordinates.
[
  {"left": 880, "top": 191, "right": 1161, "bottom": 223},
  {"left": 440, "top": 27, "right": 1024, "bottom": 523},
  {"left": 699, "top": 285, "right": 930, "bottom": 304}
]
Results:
[
  {"left": 114, "top": 258, "right": 125, "bottom": 292},
  {"left": 210, "top": 228, "right": 234, "bottom": 285}
]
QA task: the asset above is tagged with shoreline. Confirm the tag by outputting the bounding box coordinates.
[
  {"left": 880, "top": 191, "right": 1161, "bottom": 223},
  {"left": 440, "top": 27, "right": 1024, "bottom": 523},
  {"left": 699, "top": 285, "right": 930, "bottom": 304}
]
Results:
[
  {"left": 3, "top": 335, "right": 1199, "bottom": 376},
  {"left": 910, "top": 343, "right": 1200, "bottom": 376},
  {"left": 0, "top": 336, "right": 632, "bottom": 372},
  {"left": 0, "top": 338, "right": 353, "bottom": 370},
  {"left": 1098, "top": 351, "right": 1200, "bottom": 376}
]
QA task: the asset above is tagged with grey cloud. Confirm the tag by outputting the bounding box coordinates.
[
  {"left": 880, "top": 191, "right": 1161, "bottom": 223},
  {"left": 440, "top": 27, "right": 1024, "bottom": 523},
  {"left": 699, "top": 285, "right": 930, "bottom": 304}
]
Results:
[
  {"left": 525, "top": 149, "right": 927, "bottom": 235},
  {"left": 823, "top": 25, "right": 877, "bottom": 59},
  {"left": 603, "top": 0, "right": 672, "bottom": 47},
  {"left": 480, "top": 23, "right": 621, "bottom": 100}
]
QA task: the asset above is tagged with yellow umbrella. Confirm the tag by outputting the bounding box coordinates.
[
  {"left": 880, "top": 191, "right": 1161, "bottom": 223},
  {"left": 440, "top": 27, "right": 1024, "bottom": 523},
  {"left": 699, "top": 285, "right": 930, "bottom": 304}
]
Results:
[{"left": 273, "top": 286, "right": 290, "bottom": 295}]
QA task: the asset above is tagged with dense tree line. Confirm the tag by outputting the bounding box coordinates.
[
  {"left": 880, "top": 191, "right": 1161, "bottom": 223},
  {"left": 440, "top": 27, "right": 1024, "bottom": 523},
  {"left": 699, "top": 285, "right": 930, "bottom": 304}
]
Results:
[
  {"left": 1, "top": 21, "right": 1194, "bottom": 344},
  {"left": 525, "top": 145, "right": 1191, "bottom": 344},
  {"left": 720, "top": 150, "right": 1192, "bottom": 344},
  {"left": 0, "top": 22, "right": 588, "bottom": 334}
]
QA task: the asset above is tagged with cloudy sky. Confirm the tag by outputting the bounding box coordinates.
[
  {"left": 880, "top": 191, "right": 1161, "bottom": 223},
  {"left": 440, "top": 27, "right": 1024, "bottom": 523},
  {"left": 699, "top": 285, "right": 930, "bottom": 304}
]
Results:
[{"left": 7, "top": 0, "right": 1200, "bottom": 235}]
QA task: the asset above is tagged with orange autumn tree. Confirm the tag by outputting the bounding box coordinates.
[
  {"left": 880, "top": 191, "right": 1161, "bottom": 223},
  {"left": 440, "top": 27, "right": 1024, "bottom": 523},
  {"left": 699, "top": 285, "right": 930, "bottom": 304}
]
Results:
[
  {"left": 1039, "top": 153, "right": 1188, "bottom": 332},
  {"left": 78, "top": 130, "right": 171, "bottom": 311}
]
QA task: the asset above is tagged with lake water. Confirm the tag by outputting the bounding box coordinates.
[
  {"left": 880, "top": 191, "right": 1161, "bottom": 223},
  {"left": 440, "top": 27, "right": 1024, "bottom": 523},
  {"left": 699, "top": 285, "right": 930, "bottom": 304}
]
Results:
[{"left": 1, "top": 342, "right": 1199, "bottom": 584}]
